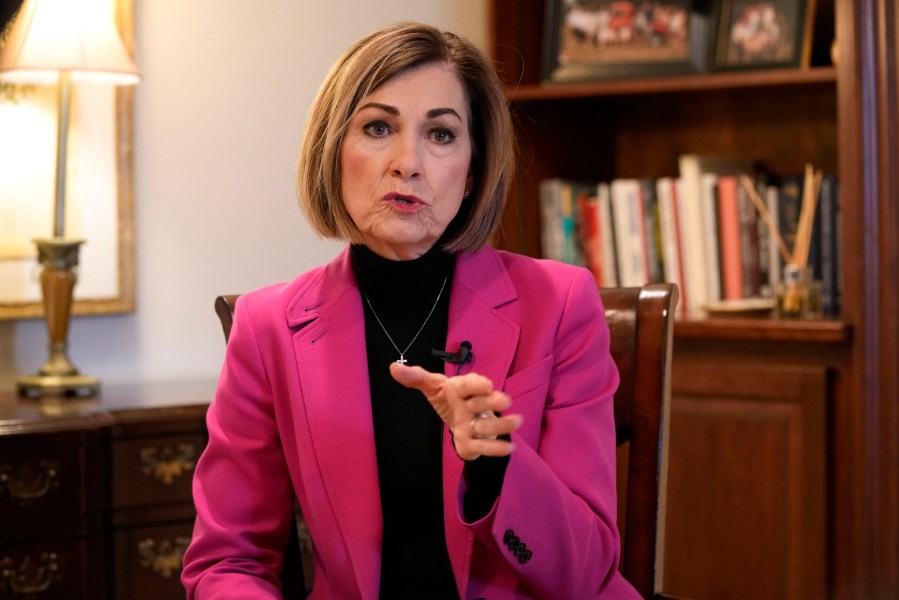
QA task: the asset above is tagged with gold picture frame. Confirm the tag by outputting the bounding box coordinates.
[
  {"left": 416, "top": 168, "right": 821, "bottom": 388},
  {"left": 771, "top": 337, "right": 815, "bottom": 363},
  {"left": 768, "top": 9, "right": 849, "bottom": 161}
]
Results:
[{"left": 0, "top": 0, "right": 136, "bottom": 320}]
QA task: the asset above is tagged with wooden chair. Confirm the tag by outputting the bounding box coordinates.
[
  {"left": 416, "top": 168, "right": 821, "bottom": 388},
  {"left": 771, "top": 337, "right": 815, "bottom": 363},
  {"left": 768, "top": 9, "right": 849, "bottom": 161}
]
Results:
[
  {"left": 601, "top": 283, "right": 678, "bottom": 600},
  {"left": 213, "top": 282, "right": 678, "bottom": 600}
]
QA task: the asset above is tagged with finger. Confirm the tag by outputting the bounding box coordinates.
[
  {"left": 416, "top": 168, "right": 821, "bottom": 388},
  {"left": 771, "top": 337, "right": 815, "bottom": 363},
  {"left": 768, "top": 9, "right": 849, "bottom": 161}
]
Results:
[
  {"left": 461, "top": 390, "right": 512, "bottom": 416},
  {"left": 446, "top": 373, "right": 494, "bottom": 401},
  {"left": 467, "top": 413, "right": 523, "bottom": 440},
  {"left": 389, "top": 362, "right": 447, "bottom": 393},
  {"left": 453, "top": 391, "right": 512, "bottom": 425}
]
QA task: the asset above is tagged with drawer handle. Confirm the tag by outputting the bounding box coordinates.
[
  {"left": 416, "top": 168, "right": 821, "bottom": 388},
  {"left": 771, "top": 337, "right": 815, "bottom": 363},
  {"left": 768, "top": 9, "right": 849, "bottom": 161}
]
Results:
[
  {"left": 139, "top": 443, "right": 196, "bottom": 485},
  {"left": 0, "top": 552, "right": 60, "bottom": 594},
  {"left": 0, "top": 461, "right": 60, "bottom": 506},
  {"left": 137, "top": 536, "right": 190, "bottom": 579}
]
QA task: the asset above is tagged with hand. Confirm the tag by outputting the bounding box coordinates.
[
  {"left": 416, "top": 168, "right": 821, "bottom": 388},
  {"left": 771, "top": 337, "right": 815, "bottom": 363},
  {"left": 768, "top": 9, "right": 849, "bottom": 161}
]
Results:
[{"left": 389, "top": 363, "right": 523, "bottom": 461}]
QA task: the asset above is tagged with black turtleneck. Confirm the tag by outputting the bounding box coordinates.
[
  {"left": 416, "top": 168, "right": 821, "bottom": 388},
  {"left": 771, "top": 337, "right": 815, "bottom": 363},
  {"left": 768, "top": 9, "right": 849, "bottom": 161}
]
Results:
[
  {"left": 350, "top": 243, "right": 509, "bottom": 599},
  {"left": 351, "top": 243, "right": 458, "bottom": 598}
]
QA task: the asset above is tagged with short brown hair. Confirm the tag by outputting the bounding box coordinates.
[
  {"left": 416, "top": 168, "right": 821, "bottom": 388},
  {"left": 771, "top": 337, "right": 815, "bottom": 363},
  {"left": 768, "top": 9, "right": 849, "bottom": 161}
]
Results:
[{"left": 296, "top": 21, "right": 515, "bottom": 252}]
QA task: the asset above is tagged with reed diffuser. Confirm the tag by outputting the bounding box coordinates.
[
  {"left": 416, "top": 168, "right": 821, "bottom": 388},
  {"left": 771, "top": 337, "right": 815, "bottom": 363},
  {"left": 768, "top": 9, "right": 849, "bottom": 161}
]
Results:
[{"left": 739, "top": 164, "right": 823, "bottom": 319}]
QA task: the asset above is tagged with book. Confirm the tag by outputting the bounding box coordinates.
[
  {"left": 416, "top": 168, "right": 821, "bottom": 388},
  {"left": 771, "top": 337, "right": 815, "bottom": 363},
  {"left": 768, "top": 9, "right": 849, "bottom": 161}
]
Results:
[
  {"left": 754, "top": 178, "right": 772, "bottom": 298},
  {"left": 736, "top": 175, "right": 761, "bottom": 298},
  {"left": 610, "top": 178, "right": 649, "bottom": 287},
  {"left": 539, "top": 178, "right": 589, "bottom": 266},
  {"left": 639, "top": 178, "right": 664, "bottom": 283},
  {"left": 559, "top": 181, "right": 582, "bottom": 266},
  {"left": 539, "top": 178, "right": 565, "bottom": 262},
  {"left": 656, "top": 177, "right": 687, "bottom": 316},
  {"left": 717, "top": 175, "right": 744, "bottom": 300},
  {"left": 578, "top": 189, "right": 603, "bottom": 285},
  {"left": 677, "top": 154, "right": 754, "bottom": 314},
  {"left": 817, "top": 174, "right": 840, "bottom": 316},
  {"left": 699, "top": 172, "right": 722, "bottom": 304},
  {"left": 595, "top": 182, "right": 619, "bottom": 287},
  {"left": 766, "top": 184, "right": 782, "bottom": 291}
]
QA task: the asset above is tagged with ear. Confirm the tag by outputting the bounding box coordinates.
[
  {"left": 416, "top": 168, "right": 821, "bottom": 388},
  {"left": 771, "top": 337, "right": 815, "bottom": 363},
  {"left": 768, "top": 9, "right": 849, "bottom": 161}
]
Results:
[{"left": 465, "top": 172, "right": 475, "bottom": 197}]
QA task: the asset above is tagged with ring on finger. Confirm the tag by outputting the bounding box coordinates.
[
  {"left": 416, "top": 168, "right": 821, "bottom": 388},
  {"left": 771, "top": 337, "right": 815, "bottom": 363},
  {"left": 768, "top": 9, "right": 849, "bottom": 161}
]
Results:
[{"left": 469, "top": 411, "right": 492, "bottom": 439}]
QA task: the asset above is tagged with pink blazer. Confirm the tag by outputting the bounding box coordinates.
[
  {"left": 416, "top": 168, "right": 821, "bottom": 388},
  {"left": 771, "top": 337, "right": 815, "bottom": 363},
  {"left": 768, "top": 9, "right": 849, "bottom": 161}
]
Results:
[{"left": 182, "top": 246, "right": 640, "bottom": 599}]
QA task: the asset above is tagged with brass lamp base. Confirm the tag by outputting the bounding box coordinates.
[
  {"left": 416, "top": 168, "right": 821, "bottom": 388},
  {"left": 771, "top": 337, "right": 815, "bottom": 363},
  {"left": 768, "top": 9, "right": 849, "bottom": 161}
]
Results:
[
  {"left": 18, "top": 373, "right": 100, "bottom": 399},
  {"left": 17, "top": 238, "right": 100, "bottom": 399}
]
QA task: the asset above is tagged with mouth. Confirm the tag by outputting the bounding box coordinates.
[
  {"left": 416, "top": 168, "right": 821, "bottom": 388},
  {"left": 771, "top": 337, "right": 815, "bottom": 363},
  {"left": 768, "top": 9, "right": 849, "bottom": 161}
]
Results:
[{"left": 385, "top": 192, "right": 424, "bottom": 207}]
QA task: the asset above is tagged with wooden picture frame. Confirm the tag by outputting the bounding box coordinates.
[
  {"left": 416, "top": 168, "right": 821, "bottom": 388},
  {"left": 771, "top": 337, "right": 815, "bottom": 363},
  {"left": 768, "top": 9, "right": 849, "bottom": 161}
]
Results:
[
  {"left": 542, "top": 0, "right": 709, "bottom": 83},
  {"left": 710, "top": 0, "right": 816, "bottom": 71},
  {"left": 0, "top": 0, "right": 136, "bottom": 320}
]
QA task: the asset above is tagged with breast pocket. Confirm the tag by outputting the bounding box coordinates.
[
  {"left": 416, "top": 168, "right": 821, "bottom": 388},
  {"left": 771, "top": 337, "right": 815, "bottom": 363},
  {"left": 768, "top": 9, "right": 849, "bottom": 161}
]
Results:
[{"left": 502, "top": 355, "right": 553, "bottom": 444}]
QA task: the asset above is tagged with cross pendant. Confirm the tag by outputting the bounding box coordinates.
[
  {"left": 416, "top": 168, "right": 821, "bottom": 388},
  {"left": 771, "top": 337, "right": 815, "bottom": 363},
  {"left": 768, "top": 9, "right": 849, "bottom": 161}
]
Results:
[{"left": 396, "top": 355, "right": 408, "bottom": 365}]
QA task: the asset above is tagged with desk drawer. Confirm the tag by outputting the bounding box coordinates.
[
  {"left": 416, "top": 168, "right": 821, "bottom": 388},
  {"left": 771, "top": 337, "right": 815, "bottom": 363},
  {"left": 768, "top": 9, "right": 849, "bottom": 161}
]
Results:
[
  {"left": 0, "top": 537, "right": 99, "bottom": 599},
  {"left": 111, "top": 434, "right": 204, "bottom": 509},
  {"left": 113, "top": 521, "right": 193, "bottom": 600},
  {"left": 0, "top": 434, "right": 95, "bottom": 528}
]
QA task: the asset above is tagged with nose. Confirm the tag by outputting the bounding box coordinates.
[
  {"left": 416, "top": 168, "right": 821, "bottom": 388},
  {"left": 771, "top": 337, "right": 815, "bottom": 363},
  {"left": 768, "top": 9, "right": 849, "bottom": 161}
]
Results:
[{"left": 389, "top": 133, "right": 421, "bottom": 179}]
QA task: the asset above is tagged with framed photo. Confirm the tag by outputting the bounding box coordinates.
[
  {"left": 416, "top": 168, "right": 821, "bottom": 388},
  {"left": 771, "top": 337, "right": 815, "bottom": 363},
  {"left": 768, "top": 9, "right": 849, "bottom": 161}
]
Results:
[
  {"left": 542, "top": 0, "right": 709, "bottom": 83},
  {"left": 711, "top": 0, "right": 816, "bottom": 70}
]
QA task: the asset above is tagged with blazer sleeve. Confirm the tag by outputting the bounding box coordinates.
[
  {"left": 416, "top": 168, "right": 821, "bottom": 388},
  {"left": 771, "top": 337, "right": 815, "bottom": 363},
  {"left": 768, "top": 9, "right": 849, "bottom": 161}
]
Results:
[
  {"left": 181, "top": 295, "right": 295, "bottom": 599},
  {"left": 458, "top": 267, "right": 633, "bottom": 599}
]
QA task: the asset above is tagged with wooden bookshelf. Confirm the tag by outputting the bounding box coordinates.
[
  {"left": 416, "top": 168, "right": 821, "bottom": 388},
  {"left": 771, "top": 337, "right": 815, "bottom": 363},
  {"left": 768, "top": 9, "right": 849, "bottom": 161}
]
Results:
[{"left": 488, "top": 0, "right": 898, "bottom": 598}]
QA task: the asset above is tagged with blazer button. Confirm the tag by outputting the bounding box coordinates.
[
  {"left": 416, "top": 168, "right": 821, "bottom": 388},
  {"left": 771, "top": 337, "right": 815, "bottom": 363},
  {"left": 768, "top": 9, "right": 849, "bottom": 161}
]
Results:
[
  {"left": 508, "top": 536, "right": 520, "bottom": 552},
  {"left": 513, "top": 541, "right": 527, "bottom": 558},
  {"left": 519, "top": 548, "right": 532, "bottom": 564},
  {"left": 503, "top": 529, "right": 514, "bottom": 545}
]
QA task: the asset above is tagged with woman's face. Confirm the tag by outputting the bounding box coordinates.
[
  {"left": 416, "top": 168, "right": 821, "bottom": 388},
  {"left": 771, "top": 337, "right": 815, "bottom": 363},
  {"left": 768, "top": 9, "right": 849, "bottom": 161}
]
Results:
[{"left": 340, "top": 62, "right": 473, "bottom": 260}]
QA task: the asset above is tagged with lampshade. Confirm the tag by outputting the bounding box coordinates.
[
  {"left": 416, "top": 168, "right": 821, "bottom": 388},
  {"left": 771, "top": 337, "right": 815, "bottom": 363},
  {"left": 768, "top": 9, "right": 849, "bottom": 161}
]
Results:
[{"left": 0, "top": 0, "right": 139, "bottom": 86}]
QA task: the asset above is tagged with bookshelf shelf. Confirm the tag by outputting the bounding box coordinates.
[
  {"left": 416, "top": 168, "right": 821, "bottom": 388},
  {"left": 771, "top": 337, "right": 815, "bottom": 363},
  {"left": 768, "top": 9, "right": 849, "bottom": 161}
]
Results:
[
  {"left": 674, "top": 317, "right": 851, "bottom": 343},
  {"left": 506, "top": 67, "right": 838, "bottom": 101}
]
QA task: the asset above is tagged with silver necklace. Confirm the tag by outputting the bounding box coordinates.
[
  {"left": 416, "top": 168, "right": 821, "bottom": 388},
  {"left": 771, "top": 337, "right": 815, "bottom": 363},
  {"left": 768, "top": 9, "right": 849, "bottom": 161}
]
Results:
[{"left": 362, "top": 276, "right": 448, "bottom": 365}]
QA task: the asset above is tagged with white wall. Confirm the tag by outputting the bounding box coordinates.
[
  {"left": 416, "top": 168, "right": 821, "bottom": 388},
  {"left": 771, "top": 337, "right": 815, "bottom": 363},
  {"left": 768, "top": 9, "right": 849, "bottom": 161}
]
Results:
[{"left": 0, "top": 0, "right": 487, "bottom": 390}]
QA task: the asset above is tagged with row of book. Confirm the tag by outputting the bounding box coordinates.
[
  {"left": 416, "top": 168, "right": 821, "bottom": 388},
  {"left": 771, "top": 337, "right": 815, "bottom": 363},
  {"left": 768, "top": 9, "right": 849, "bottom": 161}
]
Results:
[{"left": 539, "top": 154, "right": 841, "bottom": 318}]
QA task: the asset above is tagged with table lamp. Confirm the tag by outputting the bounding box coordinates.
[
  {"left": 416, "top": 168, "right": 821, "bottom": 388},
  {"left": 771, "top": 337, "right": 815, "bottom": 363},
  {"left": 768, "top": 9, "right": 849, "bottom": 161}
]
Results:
[{"left": 0, "top": 0, "right": 139, "bottom": 398}]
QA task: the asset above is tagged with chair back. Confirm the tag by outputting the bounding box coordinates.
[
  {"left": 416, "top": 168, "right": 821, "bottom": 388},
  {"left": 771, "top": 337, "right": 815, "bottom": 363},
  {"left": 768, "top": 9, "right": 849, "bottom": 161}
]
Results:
[
  {"left": 214, "top": 294, "right": 240, "bottom": 342},
  {"left": 601, "top": 283, "right": 677, "bottom": 599},
  {"left": 213, "top": 282, "right": 678, "bottom": 600}
]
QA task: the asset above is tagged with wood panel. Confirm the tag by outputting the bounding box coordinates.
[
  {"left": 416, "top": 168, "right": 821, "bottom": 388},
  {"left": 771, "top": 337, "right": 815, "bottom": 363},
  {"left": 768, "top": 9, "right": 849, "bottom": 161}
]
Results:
[{"left": 664, "top": 362, "right": 827, "bottom": 599}]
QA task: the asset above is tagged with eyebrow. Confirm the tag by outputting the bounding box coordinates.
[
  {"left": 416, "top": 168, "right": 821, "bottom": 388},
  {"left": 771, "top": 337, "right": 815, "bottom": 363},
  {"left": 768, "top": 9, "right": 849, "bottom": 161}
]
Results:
[{"left": 357, "top": 102, "right": 462, "bottom": 122}]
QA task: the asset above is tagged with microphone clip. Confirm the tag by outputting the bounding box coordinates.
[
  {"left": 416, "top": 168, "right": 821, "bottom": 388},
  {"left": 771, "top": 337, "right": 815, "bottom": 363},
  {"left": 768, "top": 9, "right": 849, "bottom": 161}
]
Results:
[{"left": 431, "top": 341, "right": 473, "bottom": 371}]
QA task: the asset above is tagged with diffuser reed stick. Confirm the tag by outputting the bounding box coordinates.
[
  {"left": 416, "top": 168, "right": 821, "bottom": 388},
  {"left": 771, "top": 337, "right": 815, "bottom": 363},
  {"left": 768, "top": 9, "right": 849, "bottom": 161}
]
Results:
[
  {"left": 739, "top": 174, "right": 792, "bottom": 264},
  {"left": 792, "top": 164, "right": 823, "bottom": 268}
]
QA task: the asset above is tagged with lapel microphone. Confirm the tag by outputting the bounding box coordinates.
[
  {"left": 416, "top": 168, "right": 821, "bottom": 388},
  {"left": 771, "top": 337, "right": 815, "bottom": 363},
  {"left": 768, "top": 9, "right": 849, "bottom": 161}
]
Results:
[{"left": 432, "top": 341, "right": 473, "bottom": 374}]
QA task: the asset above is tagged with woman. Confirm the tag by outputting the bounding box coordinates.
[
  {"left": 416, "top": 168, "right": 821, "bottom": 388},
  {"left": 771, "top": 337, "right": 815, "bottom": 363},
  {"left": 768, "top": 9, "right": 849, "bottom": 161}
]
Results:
[{"left": 182, "top": 21, "right": 640, "bottom": 600}]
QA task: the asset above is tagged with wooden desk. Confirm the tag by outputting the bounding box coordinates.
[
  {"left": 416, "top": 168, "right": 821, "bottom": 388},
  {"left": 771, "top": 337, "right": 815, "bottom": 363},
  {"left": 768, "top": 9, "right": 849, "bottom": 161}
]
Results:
[{"left": 0, "top": 380, "right": 215, "bottom": 600}]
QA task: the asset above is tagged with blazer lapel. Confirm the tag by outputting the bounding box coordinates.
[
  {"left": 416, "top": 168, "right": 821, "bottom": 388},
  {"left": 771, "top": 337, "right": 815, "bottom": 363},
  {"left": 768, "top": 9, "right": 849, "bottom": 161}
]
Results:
[
  {"left": 287, "top": 249, "right": 383, "bottom": 600},
  {"left": 440, "top": 248, "right": 521, "bottom": 592}
]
